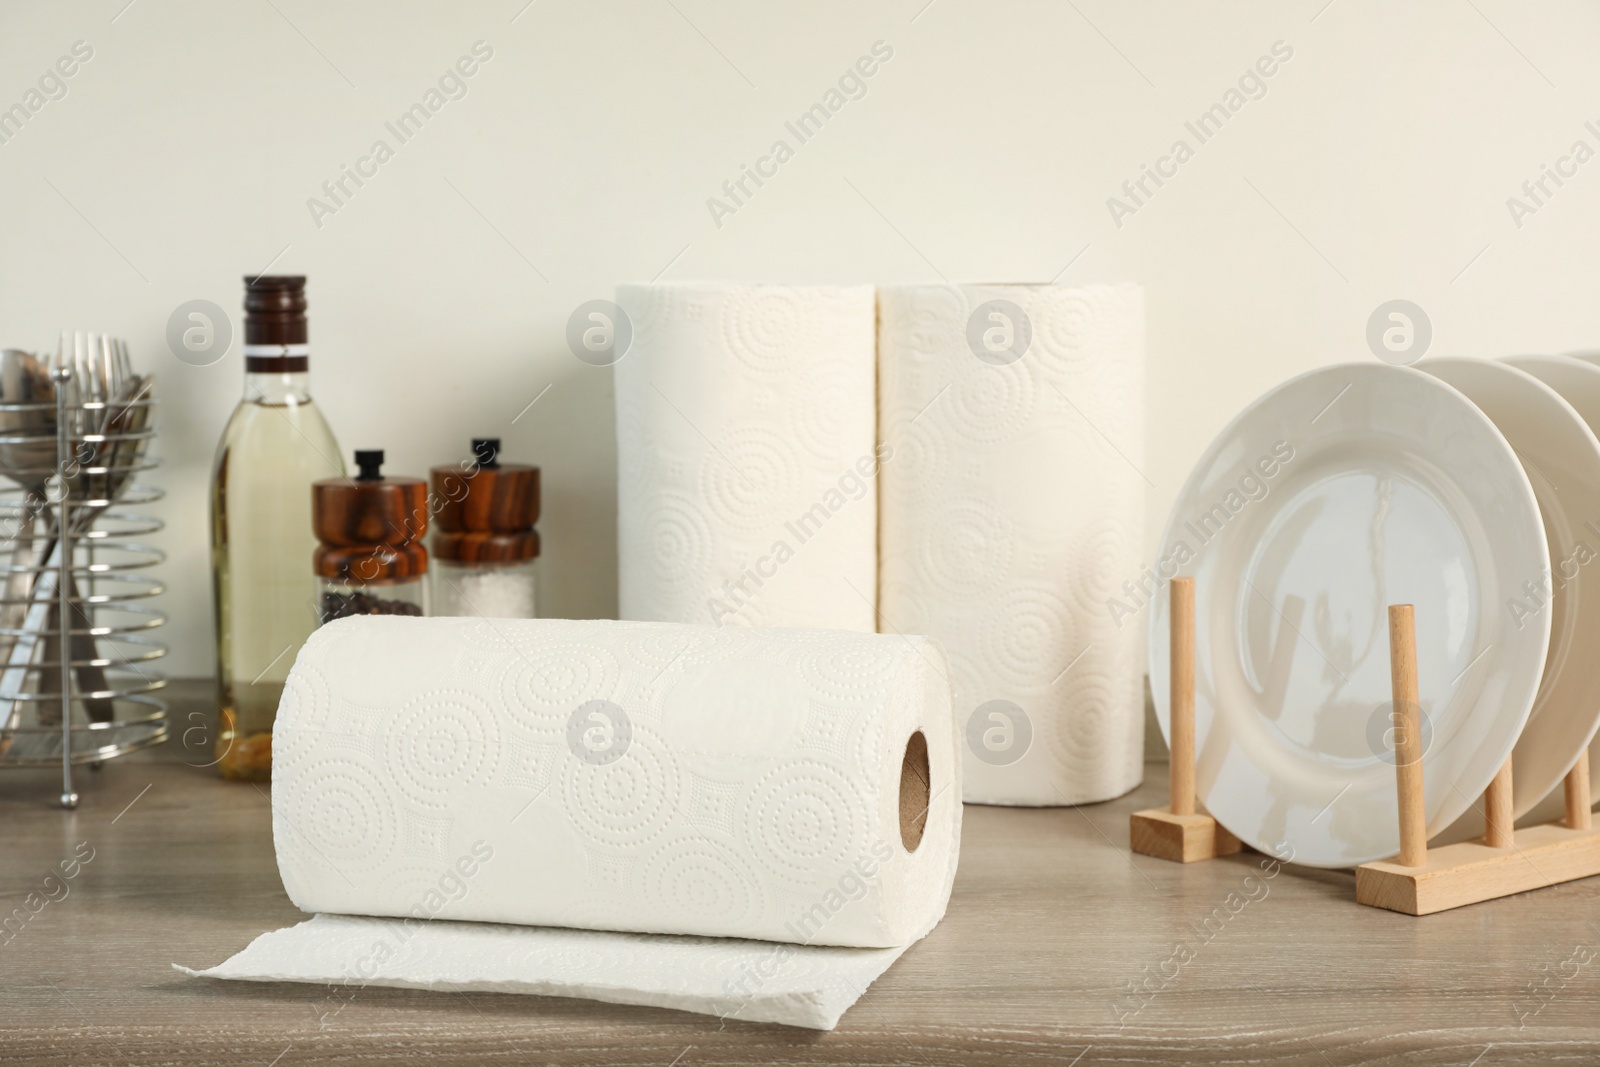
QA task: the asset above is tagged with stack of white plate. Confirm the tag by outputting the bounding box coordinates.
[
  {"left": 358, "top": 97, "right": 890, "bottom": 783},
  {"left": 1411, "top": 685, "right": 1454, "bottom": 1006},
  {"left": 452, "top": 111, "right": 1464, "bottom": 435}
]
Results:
[{"left": 1150, "top": 358, "right": 1600, "bottom": 868}]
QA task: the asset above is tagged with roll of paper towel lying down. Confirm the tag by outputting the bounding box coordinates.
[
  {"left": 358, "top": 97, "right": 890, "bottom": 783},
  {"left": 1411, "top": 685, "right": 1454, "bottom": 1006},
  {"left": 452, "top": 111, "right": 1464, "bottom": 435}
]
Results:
[{"left": 180, "top": 616, "right": 961, "bottom": 1030}]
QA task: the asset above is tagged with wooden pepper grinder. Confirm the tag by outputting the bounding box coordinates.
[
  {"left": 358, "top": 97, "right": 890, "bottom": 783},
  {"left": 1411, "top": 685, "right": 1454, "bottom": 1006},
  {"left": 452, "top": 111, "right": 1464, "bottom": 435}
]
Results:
[
  {"left": 429, "top": 438, "right": 541, "bottom": 619},
  {"left": 312, "top": 449, "right": 429, "bottom": 623}
]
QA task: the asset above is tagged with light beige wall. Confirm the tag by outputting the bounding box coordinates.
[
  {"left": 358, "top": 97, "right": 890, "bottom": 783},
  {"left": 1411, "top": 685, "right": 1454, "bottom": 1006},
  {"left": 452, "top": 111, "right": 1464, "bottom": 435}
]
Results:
[{"left": 2, "top": 0, "right": 1596, "bottom": 674}]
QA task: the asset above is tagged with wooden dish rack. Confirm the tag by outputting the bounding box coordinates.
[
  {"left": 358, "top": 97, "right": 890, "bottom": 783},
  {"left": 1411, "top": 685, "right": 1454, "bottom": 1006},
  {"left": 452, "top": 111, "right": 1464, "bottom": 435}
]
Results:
[{"left": 1131, "top": 578, "right": 1600, "bottom": 914}]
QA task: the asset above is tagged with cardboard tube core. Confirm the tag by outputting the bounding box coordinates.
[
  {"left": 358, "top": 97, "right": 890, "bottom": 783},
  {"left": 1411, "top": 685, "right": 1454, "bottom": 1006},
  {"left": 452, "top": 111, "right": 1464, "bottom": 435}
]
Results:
[{"left": 899, "top": 730, "right": 930, "bottom": 852}]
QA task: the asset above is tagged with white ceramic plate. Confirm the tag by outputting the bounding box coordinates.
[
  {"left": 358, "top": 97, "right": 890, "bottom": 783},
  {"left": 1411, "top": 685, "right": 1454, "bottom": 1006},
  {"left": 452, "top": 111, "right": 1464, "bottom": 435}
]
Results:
[
  {"left": 1419, "top": 359, "right": 1600, "bottom": 825},
  {"left": 1149, "top": 363, "right": 1550, "bottom": 868},
  {"left": 1501, "top": 354, "right": 1600, "bottom": 820}
]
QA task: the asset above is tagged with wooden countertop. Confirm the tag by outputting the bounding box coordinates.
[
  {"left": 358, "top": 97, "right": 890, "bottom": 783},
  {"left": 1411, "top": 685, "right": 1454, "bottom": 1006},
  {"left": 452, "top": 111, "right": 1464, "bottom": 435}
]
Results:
[{"left": 4, "top": 682, "right": 1599, "bottom": 1066}]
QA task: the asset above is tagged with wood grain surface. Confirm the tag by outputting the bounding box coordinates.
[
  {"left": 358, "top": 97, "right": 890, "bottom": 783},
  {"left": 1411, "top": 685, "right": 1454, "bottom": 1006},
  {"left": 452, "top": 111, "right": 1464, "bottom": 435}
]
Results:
[
  {"left": 1356, "top": 822, "right": 1600, "bottom": 916},
  {"left": 312, "top": 477, "right": 430, "bottom": 547},
  {"left": 3, "top": 681, "right": 1600, "bottom": 1065},
  {"left": 430, "top": 464, "right": 539, "bottom": 534}
]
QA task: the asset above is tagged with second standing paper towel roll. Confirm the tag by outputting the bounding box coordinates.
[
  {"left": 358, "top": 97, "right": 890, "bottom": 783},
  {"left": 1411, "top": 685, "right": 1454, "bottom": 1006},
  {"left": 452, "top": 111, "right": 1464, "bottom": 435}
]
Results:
[
  {"left": 878, "top": 283, "right": 1146, "bottom": 806},
  {"left": 614, "top": 283, "right": 879, "bottom": 631}
]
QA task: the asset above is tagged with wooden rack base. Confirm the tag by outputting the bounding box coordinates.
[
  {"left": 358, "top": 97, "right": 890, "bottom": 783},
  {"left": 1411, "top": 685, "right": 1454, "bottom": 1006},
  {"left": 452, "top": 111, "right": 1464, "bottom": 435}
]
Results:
[
  {"left": 1356, "top": 819, "right": 1600, "bottom": 915},
  {"left": 1131, "top": 577, "right": 1242, "bottom": 863},
  {"left": 1354, "top": 604, "right": 1600, "bottom": 915},
  {"left": 1129, "top": 585, "right": 1600, "bottom": 912},
  {"left": 1129, "top": 807, "right": 1242, "bottom": 862}
]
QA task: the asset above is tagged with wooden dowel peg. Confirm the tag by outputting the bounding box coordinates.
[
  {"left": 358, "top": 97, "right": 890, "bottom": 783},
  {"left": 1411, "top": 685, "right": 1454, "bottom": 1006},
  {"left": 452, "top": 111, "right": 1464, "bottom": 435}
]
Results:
[
  {"left": 1129, "top": 576, "right": 1240, "bottom": 862},
  {"left": 1566, "top": 759, "right": 1592, "bottom": 831},
  {"left": 1169, "top": 577, "right": 1196, "bottom": 817},
  {"left": 1359, "top": 605, "right": 1600, "bottom": 915},
  {"left": 1388, "top": 605, "right": 1427, "bottom": 869},
  {"left": 1485, "top": 758, "right": 1514, "bottom": 849}
]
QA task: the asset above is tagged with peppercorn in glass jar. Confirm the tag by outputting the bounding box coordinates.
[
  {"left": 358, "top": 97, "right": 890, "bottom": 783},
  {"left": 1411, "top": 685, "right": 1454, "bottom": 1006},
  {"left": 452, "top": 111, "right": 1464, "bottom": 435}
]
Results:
[{"left": 312, "top": 450, "right": 428, "bottom": 625}]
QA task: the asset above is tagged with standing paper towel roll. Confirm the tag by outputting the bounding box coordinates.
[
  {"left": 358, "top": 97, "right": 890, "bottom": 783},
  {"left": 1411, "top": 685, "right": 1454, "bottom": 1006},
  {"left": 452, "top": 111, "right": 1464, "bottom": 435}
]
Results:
[
  {"left": 614, "top": 283, "right": 879, "bottom": 631},
  {"left": 182, "top": 615, "right": 960, "bottom": 1029},
  {"left": 878, "top": 284, "right": 1145, "bottom": 806}
]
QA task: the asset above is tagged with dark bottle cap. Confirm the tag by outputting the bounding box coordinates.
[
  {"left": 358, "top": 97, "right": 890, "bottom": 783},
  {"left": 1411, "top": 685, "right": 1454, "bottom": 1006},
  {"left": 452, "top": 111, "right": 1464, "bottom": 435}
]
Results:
[
  {"left": 244, "top": 275, "right": 309, "bottom": 371},
  {"left": 355, "top": 450, "right": 385, "bottom": 481},
  {"left": 313, "top": 451, "right": 429, "bottom": 580},
  {"left": 472, "top": 438, "right": 501, "bottom": 469}
]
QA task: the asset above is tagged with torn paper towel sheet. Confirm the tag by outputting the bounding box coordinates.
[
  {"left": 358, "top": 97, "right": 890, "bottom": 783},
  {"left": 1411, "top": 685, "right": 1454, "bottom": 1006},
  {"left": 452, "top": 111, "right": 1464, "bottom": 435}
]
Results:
[
  {"left": 878, "top": 283, "right": 1146, "bottom": 806},
  {"left": 613, "top": 283, "right": 879, "bottom": 631},
  {"left": 180, "top": 615, "right": 960, "bottom": 1029},
  {"left": 178, "top": 914, "right": 907, "bottom": 1030}
]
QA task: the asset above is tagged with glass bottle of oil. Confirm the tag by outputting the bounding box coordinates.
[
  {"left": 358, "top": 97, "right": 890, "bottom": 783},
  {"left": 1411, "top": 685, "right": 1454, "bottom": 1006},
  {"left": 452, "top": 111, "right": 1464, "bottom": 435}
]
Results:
[{"left": 210, "top": 275, "right": 343, "bottom": 780}]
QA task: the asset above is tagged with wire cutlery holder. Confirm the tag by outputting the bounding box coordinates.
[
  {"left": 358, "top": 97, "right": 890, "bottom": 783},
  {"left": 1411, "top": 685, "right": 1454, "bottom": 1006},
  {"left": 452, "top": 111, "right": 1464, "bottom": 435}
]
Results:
[{"left": 0, "top": 366, "right": 166, "bottom": 807}]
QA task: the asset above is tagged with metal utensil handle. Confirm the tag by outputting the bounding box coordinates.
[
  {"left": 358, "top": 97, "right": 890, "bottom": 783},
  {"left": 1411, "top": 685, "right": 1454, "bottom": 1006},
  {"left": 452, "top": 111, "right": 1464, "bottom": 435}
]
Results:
[
  {"left": 52, "top": 367, "right": 76, "bottom": 809},
  {"left": 0, "top": 544, "right": 60, "bottom": 694}
]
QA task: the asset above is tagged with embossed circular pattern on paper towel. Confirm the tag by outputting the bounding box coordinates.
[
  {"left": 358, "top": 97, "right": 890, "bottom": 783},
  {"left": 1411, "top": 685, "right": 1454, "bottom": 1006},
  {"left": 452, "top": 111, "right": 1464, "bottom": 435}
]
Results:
[
  {"left": 381, "top": 862, "right": 464, "bottom": 915},
  {"left": 1045, "top": 286, "right": 1137, "bottom": 360},
  {"left": 721, "top": 287, "right": 812, "bottom": 375},
  {"left": 1036, "top": 288, "right": 1096, "bottom": 364},
  {"left": 943, "top": 360, "right": 1035, "bottom": 442},
  {"left": 1048, "top": 669, "right": 1141, "bottom": 796},
  {"left": 941, "top": 646, "right": 987, "bottom": 711},
  {"left": 769, "top": 626, "right": 840, "bottom": 646},
  {"left": 452, "top": 619, "right": 546, "bottom": 682},
  {"left": 799, "top": 637, "right": 901, "bottom": 703},
  {"left": 500, "top": 643, "right": 621, "bottom": 717},
  {"left": 1057, "top": 361, "right": 1140, "bottom": 447},
  {"left": 902, "top": 286, "right": 968, "bottom": 357},
  {"left": 881, "top": 356, "right": 950, "bottom": 423},
  {"left": 815, "top": 283, "right": 871, "bottom": 320},
  {"left": 285, "top": 757, "right": 397, "bottom": 868},
  {"left": 918, "top": 497, "right": 1014, "bottom": 597},
  {"left": 698, "top": 428, "right": 801, "bottom": 531},
  {"left": 621, "top": 624, "right": 741, "bottom": 677},
  {"left": 272, "top": 663, "right": 334, "bottom": 773},
  {"left": 293, "top": 620, "right": 365, "bottom": 676},
  {"left": 1047, "top": 670, "right": 1116, "bottom": 764},
  {"left": 566, "top": 699, "right": 632, "bottom": 766},
  {"left": 1036, "top": 384, "right": 1132, "bottom": 476},
  {"left": 505, "top": 935, "right": 619, "bottom": 982},
  {"left": 848, "top": 714, "right": 886, "bottom": 791},
  {"left": 386, "top": 691, "right": 501, "bottom": 808},
  {"left": 789, "top": 376, "right": 858, "bottom": 461},
  {"left": 638, "top": 492, "right": 716, "bottom": 590},
  {"left": 877, "top": 419, "right": 944, "bottom": 500},
  {"left": 281, "top": 662, "right": 334, "bottom": 729},
  {"left": 644, "top": 835, "right": 763, "bottom": 930},
  {"left": 978, "top": 589, "right": 1072, "bottom": 692},
  {"left": 744, "top": 759, "right": 865, "bottom": 884},
  {"left": 1036, "top": 288, "right": 1142, "bottom": 419},
  {"left": 561, "top": 723, "right": 680, "bottom": 848},
  {"left": 1065, "top": 517, "right": 1135, "bottom": 620}
]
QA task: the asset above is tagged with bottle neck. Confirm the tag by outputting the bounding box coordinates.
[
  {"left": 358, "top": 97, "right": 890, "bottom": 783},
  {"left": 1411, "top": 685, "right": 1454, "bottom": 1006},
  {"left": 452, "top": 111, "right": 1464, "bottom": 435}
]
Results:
[
  {"left": 242, "top": 343, "right": 312, "bottom": 404},
  {"left": 244, "top": 370, "right": 312, "bottom": 405}
]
